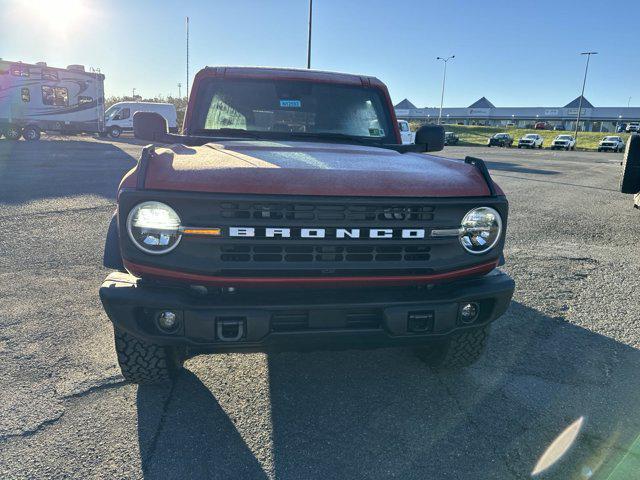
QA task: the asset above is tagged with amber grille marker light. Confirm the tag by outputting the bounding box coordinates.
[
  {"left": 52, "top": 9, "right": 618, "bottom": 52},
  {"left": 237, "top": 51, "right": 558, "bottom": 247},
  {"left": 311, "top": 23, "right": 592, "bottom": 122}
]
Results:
[{"left": 182, "top": 228, "right": 221, "bottom": 236}]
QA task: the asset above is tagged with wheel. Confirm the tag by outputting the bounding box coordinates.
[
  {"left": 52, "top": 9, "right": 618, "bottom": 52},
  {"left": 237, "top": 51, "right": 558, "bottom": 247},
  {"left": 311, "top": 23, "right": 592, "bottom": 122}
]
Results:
[
  {"left": 598, "top": 148, "right": 602, "bottom": 152},
  {"left": 5, "top": 125, "right": 22, "bottom": 140},
  {"left": 109, "top": 126, "right": 122, "bottom": 138},
  {"left": 539, "top": 144, "right": 543, "bottom": 149},
  {"left": 620, "top": 135, "right": 640, "bottom": 193},
  {"left": 22, "top": 126, "right": 41, "bottom": 141},
  {"left": 517, "top": 145, "right": 521, "bottom": 149},
  {"left": 571, "top": 146, "right": 575, "bottom": 151},
  {"left": 113, "top": 327, "right": 185, "bottom": 384},
  {"left": 415, "top": 325, "right": 490, "bottom": 369},
  {"left": 565, "top": 146, "right": 570, "bottom": 151}
]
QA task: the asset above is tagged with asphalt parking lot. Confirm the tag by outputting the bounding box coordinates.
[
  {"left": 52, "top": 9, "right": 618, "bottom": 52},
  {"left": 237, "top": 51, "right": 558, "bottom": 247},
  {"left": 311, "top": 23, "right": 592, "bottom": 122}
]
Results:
[{"left": 1, "top": 136, "right": 640, "bottom": 479}]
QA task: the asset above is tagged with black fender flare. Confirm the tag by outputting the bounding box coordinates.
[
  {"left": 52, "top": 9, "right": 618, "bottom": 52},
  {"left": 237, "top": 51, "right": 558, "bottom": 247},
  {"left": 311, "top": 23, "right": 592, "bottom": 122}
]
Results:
[{"left": 103, "top": 211, "right": 125, "bottom": 271}]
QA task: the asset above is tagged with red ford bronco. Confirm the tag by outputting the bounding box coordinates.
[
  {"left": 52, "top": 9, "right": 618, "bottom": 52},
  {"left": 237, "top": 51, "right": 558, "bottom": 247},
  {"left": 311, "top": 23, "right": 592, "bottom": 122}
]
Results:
[{"left": 100, "top": 67, "right": 514, "bottom": 384}]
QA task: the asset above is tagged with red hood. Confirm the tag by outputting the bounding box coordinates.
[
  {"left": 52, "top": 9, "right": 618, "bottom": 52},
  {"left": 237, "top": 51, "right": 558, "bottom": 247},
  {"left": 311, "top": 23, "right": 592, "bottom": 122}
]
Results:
[{"left": 138, "top": 140, "right": 495, "bottom": 197}]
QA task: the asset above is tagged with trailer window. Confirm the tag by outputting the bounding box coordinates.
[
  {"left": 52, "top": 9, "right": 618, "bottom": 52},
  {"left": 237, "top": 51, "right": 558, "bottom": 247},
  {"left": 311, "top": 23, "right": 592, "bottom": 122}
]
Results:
[
  {"left": 21, "top": 88, "right": 30, "bottom": 103},
  {"left": 10, "top": 65, "right": 30, "bottom": 77},
  {"left": 42, "top": 86, "right": 69, "bottom": 107},
  {"left": 42, "top": 69, "right": 58, "bottom": 81},
  {"left": 78, "top": 96, "right": 93, "bottom": 105}
]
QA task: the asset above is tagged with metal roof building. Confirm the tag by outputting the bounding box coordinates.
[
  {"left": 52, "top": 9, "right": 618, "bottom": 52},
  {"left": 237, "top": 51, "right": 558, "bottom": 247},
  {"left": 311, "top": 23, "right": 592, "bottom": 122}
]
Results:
[{"left": 395, "top": 96, "right": 640, "bottom": 132}]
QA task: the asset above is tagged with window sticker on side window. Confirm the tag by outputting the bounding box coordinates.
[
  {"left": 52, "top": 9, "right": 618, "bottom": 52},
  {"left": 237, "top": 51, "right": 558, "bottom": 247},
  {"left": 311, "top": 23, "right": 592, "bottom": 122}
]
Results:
[{"left": 280, "top": 99, "right": 301, "bottom": 108}]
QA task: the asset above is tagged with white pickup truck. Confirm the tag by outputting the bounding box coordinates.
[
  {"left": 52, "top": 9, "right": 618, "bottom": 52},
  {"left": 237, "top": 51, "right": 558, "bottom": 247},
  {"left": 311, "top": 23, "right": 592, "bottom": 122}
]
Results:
[
  {"left": 626, "top": 122, "right": 640, "bottom": 133},
  {"left": 551, "top": 135, "right": 576, "bottom": 151},
  {"left": 598, "top": 136, "right": 625, "bottom": 152},
  {"left": 397, "top": 120, "right": 415, "bottom": 144}
]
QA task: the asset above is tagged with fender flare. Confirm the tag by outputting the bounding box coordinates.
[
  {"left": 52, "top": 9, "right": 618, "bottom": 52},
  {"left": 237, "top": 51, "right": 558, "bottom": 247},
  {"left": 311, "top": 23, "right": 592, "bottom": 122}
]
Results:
[{"left": 103, "top": 212, "right": 125, "bottom": 271}]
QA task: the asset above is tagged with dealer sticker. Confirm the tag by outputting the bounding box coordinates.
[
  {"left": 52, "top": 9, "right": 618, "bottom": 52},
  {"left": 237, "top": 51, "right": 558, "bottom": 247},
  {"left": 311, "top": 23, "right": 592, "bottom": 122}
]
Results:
[{"left": 280, "top": 99, "right": 302, "bottom": 108}]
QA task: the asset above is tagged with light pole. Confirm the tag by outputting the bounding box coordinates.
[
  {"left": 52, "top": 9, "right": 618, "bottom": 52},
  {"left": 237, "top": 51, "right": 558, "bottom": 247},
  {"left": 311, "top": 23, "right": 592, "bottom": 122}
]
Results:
[
  {"left": 628, "top": 96, "right": 632, "bottom": 108},
  {"left": 307, "top": 0, "right": 313, "bottom": 69},
  {"left": 436, "top": 55, "right": 454, "bottom": 125},
  {"left": 132, "top": 88, "right": 136, "bottom": 100},
  {"left": 574, "top": 51, "right": 597, "bottom": 141},
  {"left": 177, "top": 83, "right": 182, "bottom": 99}
]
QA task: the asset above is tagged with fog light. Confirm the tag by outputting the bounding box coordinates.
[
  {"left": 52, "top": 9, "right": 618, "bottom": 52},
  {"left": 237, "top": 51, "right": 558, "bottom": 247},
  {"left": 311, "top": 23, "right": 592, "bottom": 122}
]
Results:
[
  {"left": 156, "top": 310, "right": 178, "bottom": 332},
  {"left": 459, "top": 303, "right": 479, "bottom": 324}
]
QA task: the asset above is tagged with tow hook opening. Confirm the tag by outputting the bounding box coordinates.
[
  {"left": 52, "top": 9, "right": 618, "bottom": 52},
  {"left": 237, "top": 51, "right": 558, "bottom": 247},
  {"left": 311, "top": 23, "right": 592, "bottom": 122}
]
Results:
[
  {"left": 216, "top": 317, "right": 246, "bottom": 342},
  {"left": 407, "top": 310, "right": 434, "bottom": 333}
]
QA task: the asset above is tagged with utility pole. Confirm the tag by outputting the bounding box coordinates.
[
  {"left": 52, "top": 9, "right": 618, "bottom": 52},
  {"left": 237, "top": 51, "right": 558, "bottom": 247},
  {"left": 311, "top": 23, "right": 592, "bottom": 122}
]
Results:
[
  {"left": 186, "top": 16, "right": 190, "bottom": 101},
  {"left": 132, "top": 87, "right": 136, "bottom": 100},
  {"left": 177, "top": 83, "right": 182, "bottom": 99},
  {"left": 307, "top": 0, "right": 313, "bottom": 69},
  {"left": 436, "top": 55, "right": 455, "bottom": 125},
  {"left": 574, "top": 51, "right": 597, "bottom": 141}
]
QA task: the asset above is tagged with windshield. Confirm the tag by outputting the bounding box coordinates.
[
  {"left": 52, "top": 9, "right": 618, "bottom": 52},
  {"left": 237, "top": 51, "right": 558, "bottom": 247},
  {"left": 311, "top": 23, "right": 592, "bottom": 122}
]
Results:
[
  {"left": 524, "top": 134, "right": 536, "bottom": 139},
  {"left": 604, "top": 136, "right": 618, "bottom": 141},
  {"left": 104, "top": 106, "right": 120, "bottom": 119},
  {"left": 190, "top": 78, "right": 395, "bottom": 143},
  {"left": 557, "top": 135, "right": 571, "bottom": 140}
]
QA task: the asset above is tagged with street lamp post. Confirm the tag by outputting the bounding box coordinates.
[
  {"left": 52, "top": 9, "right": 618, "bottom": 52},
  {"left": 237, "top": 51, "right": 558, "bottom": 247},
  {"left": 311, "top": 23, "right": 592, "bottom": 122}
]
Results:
[
  {"left": 436, "top": 55, "right": 454, "bottom": 125},
  {"left": 307, "top": 0, "right": 313, "bottom": 69},
  {"left": 574, "top": 51, "right": 598, "bottom": 141}
]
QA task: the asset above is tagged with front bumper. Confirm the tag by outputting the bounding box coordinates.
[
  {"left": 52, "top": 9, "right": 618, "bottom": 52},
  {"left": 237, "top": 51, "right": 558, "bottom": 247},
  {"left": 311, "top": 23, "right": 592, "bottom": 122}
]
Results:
[{"left": 99, "top": 269, "right": 515, "bottom": 352}]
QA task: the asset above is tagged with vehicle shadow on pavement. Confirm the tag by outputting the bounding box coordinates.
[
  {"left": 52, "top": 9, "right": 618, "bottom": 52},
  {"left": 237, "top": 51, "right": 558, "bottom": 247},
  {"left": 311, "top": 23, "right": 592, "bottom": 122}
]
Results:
[
  {"left": 136, "top": 370, "right": 268, "bottom": 480},
  {"left": 483, "top": 160, "right": 559, "bottom": 176},
  {"left": 132, "top": 301, "right": 640, "bottom": 480},
  {"left": 0, "top": 139, "right": 137, "bottom": 204},
  {"left": 264, "top": 301, "right": 640, "bottom": 479}
]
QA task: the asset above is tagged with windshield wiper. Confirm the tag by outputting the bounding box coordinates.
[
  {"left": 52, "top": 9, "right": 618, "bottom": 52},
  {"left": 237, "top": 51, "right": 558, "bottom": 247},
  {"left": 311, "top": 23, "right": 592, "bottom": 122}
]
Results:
[
  {"left": 288, "top": 132, "right": 384, "bottom": 146},
  {"left": 193, "top": 128, "right": 263, "bottom": 139}
]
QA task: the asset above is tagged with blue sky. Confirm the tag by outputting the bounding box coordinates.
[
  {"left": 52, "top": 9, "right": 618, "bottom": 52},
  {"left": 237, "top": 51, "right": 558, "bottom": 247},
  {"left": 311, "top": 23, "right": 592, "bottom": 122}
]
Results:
[{"left": 2, "top": 0, "right": 638, "bottom": 107}]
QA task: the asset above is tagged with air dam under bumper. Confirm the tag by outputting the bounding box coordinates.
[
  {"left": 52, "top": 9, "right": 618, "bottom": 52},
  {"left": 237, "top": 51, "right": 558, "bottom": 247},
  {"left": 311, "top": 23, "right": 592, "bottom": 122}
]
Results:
[{"left": 99, "top": 269, "right": 514, "bottom": 352}]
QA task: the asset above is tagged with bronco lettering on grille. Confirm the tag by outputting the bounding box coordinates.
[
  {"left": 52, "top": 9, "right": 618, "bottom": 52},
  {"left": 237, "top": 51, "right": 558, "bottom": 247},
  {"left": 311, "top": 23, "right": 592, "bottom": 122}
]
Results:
[{"left": 228, "top": 227, "right": 427, "bottom": 239}]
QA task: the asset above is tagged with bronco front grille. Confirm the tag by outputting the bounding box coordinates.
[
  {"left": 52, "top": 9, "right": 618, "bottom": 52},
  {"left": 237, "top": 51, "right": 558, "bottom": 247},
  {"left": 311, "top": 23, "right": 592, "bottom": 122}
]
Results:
[
  {"left": 220, "top": 202, "right": 435, "bottom": 222},
  {"left": 220, "top": 244, "right": 431, "bottom": 263}
]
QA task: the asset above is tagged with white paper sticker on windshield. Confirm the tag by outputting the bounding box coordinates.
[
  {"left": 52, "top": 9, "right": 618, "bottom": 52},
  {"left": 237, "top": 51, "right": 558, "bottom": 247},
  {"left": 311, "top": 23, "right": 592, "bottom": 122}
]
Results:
[{"left": 280, "top": 99, "right": 301, "bottom": 108}]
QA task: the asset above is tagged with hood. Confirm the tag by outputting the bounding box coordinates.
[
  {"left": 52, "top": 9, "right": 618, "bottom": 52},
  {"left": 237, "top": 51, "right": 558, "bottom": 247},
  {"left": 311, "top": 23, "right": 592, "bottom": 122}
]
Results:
[{"left": 140, "top": 140, "right": 494, "bottom": 197}]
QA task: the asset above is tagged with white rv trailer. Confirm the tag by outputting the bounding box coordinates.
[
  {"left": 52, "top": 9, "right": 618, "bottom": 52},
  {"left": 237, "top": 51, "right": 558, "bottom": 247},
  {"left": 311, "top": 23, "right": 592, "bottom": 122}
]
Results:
[{"left": 0, "top": 59, "right": 105, "bottom": 140}]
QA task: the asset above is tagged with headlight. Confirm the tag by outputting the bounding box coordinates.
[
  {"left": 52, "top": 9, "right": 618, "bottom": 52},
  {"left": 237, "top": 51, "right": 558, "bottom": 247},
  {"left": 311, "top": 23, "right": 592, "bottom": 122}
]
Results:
[
  {"left": 459, "top": 207, "right": 502, "bottom": 254},
  {"left": 126, "top": 201, "right": 182, "bottom": 254}
]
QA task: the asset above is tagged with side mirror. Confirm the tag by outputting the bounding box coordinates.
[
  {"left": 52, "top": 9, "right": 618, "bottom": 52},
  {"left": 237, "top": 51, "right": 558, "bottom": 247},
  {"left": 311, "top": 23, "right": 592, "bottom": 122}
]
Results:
[
  {"left": 415, "top": 125, "right": 445, "bottom": 152},
  {"left": 133, "top": 111, "right": 168, "bottom": 142}
]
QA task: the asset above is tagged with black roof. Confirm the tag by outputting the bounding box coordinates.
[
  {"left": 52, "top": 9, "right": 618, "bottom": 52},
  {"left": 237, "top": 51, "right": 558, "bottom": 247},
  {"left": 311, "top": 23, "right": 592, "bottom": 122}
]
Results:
[
  {"left": 468, "top": 97, "right": 495, "bottom": 108},
  {"left": 394, "top": 98, "right": 417, "bottom": 109},
  {"left": 564, "top": 96, "right": 594, "bottom": 108}
]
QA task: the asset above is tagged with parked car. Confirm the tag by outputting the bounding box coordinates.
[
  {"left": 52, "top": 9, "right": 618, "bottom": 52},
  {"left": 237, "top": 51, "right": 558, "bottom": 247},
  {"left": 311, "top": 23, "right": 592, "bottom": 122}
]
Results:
[
  {"left": 397, "top": 120, "right": 415, "bottom": 144},
  {"left": 518, "top": 133, "right": 543, "bottom": 149},
  {"left": 551, "top": 135, "right": 576, "bottom": 150},
  {"left": 99, "top": 66, "right": 514, "bottom": 384},
  {"left": 534, "top": 122, "right": 548, "bottom": 130},
  {"left": 104, "top": 101, "right": 178, "bottom": 138},
  {"left": 626, "top": 122, "right": 640, "bottom": 133},
  {"left": 553, "top": 124, "right": 565, "bottom": 131},
  {"left": 617, "top": 124, "right": 627, "bottom": 133},
  {"left": 505, "top": 122, "right": 516, "bottom": 127},
  {"left": 487, "top": 133, "right": 513, "bottom": 147},
  {"left": 598, "top": 136, "right": 625, "bottom": 152},
  {"left": 444, "top": 131, "right": 459, "bottom": 145}
]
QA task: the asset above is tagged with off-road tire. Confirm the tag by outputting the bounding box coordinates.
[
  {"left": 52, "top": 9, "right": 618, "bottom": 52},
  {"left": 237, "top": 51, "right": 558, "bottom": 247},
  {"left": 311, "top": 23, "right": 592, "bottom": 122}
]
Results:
[
  {"left": 620, "top": 135, "right": 640, "bottom": 193},
  {"left": 415, "top": 325, "right": 490, "bottom": 369},
  {"left": 114, "top": 327, "right": 185, "bottom": 384}
]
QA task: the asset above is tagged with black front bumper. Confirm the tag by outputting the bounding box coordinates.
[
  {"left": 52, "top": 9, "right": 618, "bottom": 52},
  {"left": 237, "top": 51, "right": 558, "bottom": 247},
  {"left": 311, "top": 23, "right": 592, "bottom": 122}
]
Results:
[{"left": 99, "top": 270, "right": 514, "bottom": 353}]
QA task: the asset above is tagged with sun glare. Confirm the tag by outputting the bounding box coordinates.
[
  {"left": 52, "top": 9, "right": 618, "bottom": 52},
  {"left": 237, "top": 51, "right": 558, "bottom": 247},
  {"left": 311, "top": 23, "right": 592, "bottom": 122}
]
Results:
[{"left": 21, "top": 0, "right": 91, "bottom": 36}]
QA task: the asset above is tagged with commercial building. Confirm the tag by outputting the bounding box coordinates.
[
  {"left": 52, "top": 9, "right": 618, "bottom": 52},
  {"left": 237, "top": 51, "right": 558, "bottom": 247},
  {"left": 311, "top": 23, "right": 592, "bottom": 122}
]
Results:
[{"left": 394, "top": 97, "right": 640, "bottom": 133}]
